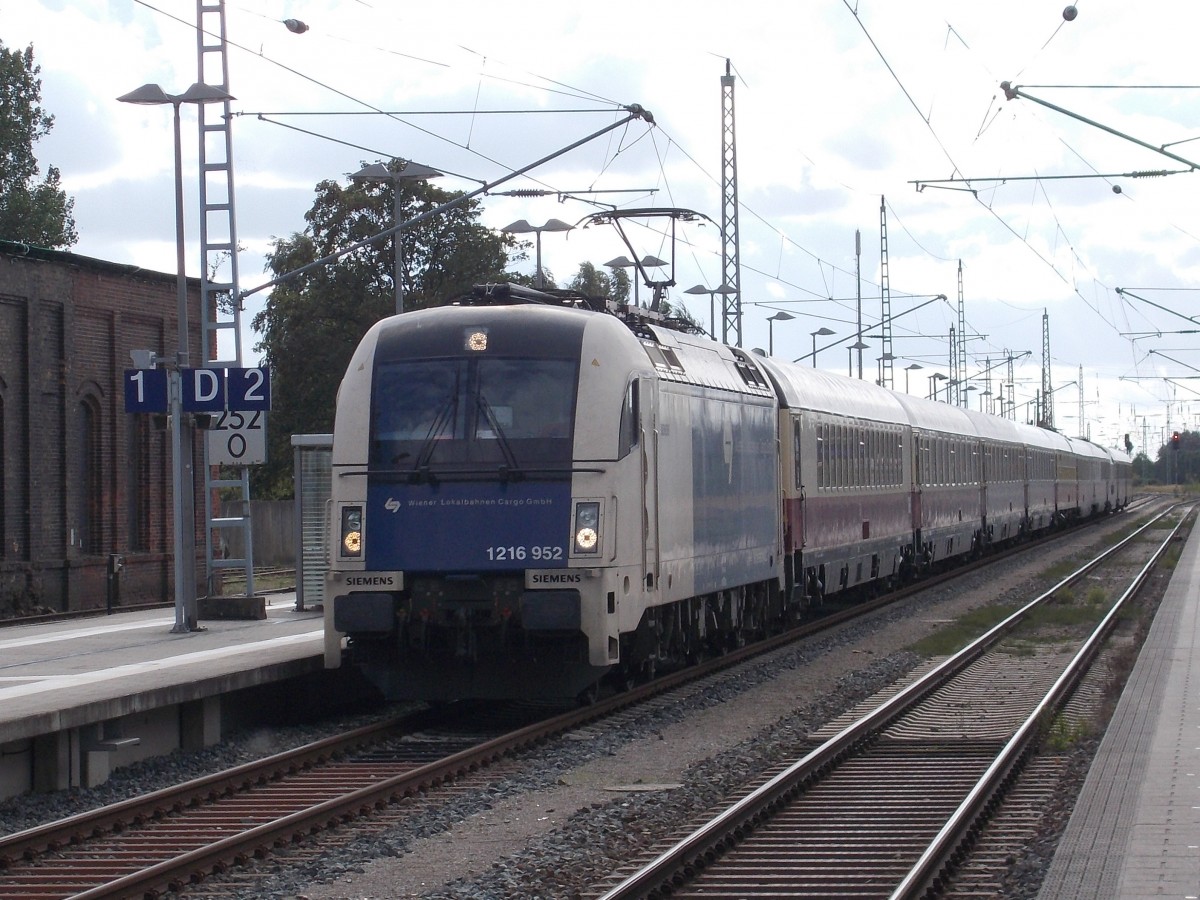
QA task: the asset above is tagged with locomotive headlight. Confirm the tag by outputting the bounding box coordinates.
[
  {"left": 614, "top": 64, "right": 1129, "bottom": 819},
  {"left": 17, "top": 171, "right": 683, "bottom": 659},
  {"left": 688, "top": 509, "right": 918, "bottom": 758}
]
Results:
[
  {"left": 573, "top": 501, "right": 601, "bottom": 554},
  {"left": 340, "top": 506, "right": 363, "bottom": 558}
]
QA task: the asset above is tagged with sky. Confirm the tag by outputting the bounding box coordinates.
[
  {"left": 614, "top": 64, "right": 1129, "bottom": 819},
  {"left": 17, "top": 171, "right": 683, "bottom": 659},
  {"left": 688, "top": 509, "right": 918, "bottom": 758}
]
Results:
[{"left": 4, "top": 0, "right": 1200, "bottom": 455}]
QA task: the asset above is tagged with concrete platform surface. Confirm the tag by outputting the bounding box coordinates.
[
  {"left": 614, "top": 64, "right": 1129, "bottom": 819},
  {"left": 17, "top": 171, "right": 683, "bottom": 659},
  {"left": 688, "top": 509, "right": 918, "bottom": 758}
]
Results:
[{"left": 0, "top": 596, "right": 324, "bottom": 745}]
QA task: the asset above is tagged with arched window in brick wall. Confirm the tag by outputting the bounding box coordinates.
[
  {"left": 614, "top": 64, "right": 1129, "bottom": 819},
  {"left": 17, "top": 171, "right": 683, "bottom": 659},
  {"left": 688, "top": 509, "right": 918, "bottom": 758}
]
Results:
[
  {"left": 79, "top": 396, "right": 103, "bottom": 554},
  {"left": 126, "top": 414, "right": 150, "bottom": 552}
]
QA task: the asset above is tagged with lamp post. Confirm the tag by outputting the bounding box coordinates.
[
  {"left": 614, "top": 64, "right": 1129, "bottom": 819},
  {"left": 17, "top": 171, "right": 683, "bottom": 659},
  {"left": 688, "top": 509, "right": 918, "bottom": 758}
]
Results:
[
  {"left": 848, "top": 339, "right": 869, "bottom": 378},
  {"left": 118, "top": 82, "right": 234, "bottom": 634},
  {"left": 684, "top": 283, "right": 735, "bottom": 340},
  {"left": 502, "top": 218, "right": 573, "bottom": 289},
  {"left": 604, "top": 255, "right": 667, "bottom": 307},
  {"left": 905, "top": 362, "right": 923, "bottom": 393},
  {"left": 352, "top": 161, "right": 443, "bottom": 315},
  {"left": 766, "top": 312, "right": 795, "bottom": 356},
  {"left": 928, "top": 372, "right": 948, "bottom": 401},
  {"left": 809, "top": 326, "right": 835, "bottom": 367}
]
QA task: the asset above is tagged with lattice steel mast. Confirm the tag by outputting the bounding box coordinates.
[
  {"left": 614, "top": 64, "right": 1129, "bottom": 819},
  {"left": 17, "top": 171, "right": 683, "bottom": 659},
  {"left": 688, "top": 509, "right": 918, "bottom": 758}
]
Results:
[
  {"left": 1041, "top": 309, "right": 1054, "bottom": 429},
  {"left": 955, "top": 260, "right": 967, "bottom": 406},
  {"left": 720, "top": 61, "right": 742, "bottom": 346},
  {"left": 196, "top": 0, "right": 254, "bottom": 596},
  {"left": 878, "top": 197, "right": 894, "bottom": 390}
]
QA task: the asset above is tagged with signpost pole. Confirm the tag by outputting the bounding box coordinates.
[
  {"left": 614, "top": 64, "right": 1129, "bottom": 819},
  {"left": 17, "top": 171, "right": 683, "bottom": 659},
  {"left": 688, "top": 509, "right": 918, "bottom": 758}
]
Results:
[{"left": 168, "top": 367, "right": 196, "bottom": 632}]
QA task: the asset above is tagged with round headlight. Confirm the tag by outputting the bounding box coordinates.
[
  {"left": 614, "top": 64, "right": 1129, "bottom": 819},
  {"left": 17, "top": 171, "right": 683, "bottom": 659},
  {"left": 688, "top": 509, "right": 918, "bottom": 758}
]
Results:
[
  {"left": 343, "top": 531, "right": 362, "bottom": 555},
  {"left": 575, "top": 527, "right": 598, "bottom": 551}
]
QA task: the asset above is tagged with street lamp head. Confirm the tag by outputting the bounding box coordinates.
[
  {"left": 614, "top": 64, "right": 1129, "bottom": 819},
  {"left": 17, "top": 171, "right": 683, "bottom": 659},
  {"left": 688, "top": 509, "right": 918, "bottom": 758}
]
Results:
[
  {"left": 640, "top": 255, "right": 668, "bottom": 268},
  {"left": 812, "top": 325, "right": 834, "bottom": 336},
  {"left": 849, "top": 340, "right": 870, "bottom": 350},
  {"left": 117, "top": 83, "right": 173, "bottom": 105},
  {"left": 118, "top": 82, "right": 234, "bottom": 106},
  {"left": 176, "top": 82, "right": 235, "bottom": 104},
  {"left": 684, "top": 282, "right": 736, "bottom": 296},
  {"left": 396, "top": 161, "right": 443, "bottom": 180},
  {"left": 352, "top": 163, "right": 392, "bottom": 181},
  {"left": 504, "top": 217, "right": 573, "bottom": 235},
  {"left": 353, "top": 161, "right": 443, "bottom": 183},
  {"left": 604, "top": 256, "right": 635, "bottom": 268},
  {"left": 769, "top": 311, "right": 795, "bottom": 323}
]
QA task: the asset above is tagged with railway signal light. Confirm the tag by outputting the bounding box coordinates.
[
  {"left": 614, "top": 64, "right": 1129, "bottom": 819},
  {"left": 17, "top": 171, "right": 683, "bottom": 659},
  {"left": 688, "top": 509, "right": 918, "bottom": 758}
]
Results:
[{"left": 1171, "top": 431, "right": 1181, "bottom": 450}]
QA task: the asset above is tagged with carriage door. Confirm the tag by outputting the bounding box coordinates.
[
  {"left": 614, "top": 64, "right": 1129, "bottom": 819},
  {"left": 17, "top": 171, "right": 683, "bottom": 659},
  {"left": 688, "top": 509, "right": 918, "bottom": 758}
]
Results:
[
  {"left": 910, "top": 430, "right": 924, "bottom": 532},
  {"left": 792, "top": 414, "right": 805, "bottom": 551}
]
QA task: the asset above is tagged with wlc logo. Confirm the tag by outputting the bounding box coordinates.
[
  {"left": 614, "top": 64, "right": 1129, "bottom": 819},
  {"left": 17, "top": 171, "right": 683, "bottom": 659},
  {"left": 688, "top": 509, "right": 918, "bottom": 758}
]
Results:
[{"left": 384, "top": 497, "right": 400, "bottom": 513}]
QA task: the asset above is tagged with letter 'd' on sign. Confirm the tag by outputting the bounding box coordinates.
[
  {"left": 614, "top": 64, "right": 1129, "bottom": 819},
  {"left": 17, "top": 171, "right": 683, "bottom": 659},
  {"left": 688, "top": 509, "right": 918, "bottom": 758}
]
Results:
[{"left": 182, "top": 368, "right": 227, "bottom": 412}]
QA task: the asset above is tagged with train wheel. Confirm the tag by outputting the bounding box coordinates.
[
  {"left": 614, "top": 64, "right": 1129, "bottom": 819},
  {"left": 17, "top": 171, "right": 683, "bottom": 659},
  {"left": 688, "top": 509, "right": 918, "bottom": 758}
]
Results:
[{"left": 576, "top": 680, "right": 600, "bottom": 706}]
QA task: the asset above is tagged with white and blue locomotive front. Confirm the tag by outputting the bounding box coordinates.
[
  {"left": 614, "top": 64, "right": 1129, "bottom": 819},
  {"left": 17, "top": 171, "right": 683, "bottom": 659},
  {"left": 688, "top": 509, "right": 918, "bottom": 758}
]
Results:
[{"left": 325, "top": 302, "right": 638, "bottom": 700}]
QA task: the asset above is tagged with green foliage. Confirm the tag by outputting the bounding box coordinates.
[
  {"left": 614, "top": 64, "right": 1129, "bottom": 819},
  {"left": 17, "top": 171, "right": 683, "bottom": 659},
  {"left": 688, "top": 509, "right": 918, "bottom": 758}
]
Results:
[
  {"left": 1043, "top": 713, "right": 1092, "bottom": 751},
  {"left": 908, "top": 604, "right": 1020, "bottom": 657},
  {"left": 249, "top": 167, "right": 516, "bottom": 498},
  {"left": 0, "top": 42, "right": 76, "bottom": 248},
  {"left": 1153, "top": 429, "right": 1197, "bottom": 485},
  {"left": 568, "top": 260, "right": 630, "bottom": 301}
]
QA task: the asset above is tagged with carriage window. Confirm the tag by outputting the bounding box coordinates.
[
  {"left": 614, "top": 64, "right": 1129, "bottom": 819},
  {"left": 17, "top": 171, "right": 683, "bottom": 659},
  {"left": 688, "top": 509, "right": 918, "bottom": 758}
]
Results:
[
  {"left": 816, "top": 423, "right": 827, "bottom": 489},
  {"left": 793, "top": 416, "right": 803, "bottom": 488}
]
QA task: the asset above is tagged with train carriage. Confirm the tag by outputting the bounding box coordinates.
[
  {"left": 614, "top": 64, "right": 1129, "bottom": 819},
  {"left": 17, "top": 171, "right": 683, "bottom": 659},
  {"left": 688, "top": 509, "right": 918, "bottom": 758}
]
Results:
[
  {"left": 892, "top": 395, "right": 985, "bottom": 566},
  {"left": 1107, "top": 447, "right": 1133, "bottom": 509},
  {"left": 755, "top": 359, "right": 912, "bottom": 602},
  {"left": 1066, "top": 436, "right": 1113, "bottom": 516},
  {"left": 959, "top": 409, "right": 1033, "bottom": 547}
]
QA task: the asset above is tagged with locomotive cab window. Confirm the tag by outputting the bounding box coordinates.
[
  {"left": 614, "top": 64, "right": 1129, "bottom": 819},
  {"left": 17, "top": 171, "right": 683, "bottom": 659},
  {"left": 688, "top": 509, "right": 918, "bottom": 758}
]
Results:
[
  {"left": 370, "top": 356, "right": 578, "bottom": 469},
  {"left": 618, "top": 379, "right": 640, "bottom": 459}
]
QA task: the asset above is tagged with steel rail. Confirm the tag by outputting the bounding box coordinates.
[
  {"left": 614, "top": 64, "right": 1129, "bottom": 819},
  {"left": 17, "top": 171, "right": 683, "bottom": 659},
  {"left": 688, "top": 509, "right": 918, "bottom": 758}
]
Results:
[
  {"left": 596, "top": 504, "right": 1178, "bottom": 899},
  {"left": 891, "top": 505, "right": 1192, "bottom": 899}
]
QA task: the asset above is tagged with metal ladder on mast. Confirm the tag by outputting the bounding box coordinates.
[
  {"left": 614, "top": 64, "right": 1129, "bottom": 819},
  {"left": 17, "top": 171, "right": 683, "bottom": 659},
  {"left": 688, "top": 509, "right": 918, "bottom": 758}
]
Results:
[{"left": 196, "top": 0, "right": 254, "bottom": 597}]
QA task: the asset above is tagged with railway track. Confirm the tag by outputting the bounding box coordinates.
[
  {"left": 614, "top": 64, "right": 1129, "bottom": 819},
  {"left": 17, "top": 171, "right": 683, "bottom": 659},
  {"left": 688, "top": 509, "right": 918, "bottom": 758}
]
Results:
[
  {"left": 590, "top": 504, "right": 1186, "bottom": 899},
  {"left": 0, "top": 505, "right": 1160, "bottom": 898}
]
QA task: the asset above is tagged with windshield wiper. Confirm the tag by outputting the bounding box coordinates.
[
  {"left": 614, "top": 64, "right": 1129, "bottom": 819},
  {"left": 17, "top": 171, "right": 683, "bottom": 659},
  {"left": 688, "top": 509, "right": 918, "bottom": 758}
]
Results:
[
  {"left": 477, "top": 393, "right": 523, "bottom": 481},
  {"left": 413, "top": 390, "right": 459, "bottom": 470}
]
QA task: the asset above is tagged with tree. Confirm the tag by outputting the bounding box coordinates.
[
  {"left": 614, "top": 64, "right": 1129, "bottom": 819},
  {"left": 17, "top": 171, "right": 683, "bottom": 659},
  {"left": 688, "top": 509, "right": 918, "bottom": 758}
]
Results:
[
  {"left": 568, "top": 261, "right": 630, "bottom": 302},
  {"left": 250, "top": 168, "right": 516, "bottom": 497},
  {"left": 0, "top": 42, "right": 76, "bottom": 248}
]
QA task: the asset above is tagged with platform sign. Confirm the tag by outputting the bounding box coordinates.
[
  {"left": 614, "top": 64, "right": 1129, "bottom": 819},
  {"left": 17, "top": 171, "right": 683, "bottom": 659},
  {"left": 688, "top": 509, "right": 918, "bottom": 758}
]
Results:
[
  {"left": 123, "top": 369, "right": 169, "bottom": 413},
  {"left": 207, "top": 409, "right": 267, "bottom": 465},
  {"left": 228, "top": 367, "right": 271, "bottom": 411},
  {"left": 181, "top": 367, "right": 226, "bottom": 412},
  {"left": 181, "top": 366, "right": 272, "bottom": 412}
]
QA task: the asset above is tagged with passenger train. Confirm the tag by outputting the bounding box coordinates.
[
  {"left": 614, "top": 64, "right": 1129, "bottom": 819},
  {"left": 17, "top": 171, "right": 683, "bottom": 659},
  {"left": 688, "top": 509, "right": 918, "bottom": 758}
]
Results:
[{"left": 323, "top": 283, "right": 1132, "bottom": 702}]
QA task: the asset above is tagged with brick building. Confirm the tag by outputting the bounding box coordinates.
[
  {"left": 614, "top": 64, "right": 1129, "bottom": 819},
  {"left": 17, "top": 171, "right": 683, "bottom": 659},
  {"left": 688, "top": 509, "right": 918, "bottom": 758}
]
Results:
[{"left": 0, "top": 239, "right": 205, "bottom": 614}]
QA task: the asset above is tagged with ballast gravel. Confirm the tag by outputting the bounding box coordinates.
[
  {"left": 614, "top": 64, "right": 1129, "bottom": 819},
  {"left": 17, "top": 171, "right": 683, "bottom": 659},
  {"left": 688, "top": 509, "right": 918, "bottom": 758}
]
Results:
[{"left": 0, "top": 511, "right": 1153, "bottom": 900}]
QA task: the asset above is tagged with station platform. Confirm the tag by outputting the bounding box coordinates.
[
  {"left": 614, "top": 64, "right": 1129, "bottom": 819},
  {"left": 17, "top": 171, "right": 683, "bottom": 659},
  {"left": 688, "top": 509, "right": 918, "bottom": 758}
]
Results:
[
  {"left": 0, "top": 595, "right": 327, "bottom": 798},
  {"left": 1038, "top": 520, "right": 1200, "bottom": 899}
]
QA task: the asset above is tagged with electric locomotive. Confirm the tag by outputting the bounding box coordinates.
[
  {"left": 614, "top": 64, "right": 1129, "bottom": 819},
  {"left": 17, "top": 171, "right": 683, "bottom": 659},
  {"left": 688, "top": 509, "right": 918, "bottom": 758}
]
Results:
[{"left": 324, "top": 284, "right": 785, "bottom": 702}]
